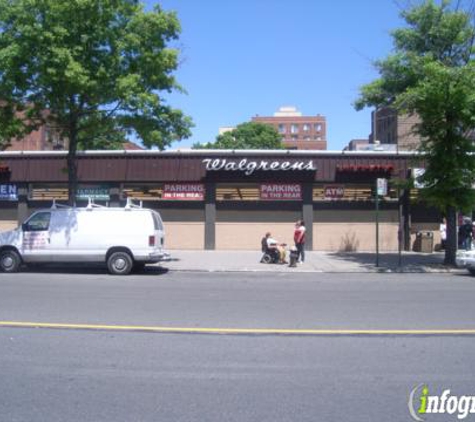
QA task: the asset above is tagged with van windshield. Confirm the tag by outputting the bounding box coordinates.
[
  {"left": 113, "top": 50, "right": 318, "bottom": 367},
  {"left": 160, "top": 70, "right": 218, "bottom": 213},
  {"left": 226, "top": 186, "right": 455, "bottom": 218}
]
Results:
[{"left": 152, "top": 212, "right": 163, "bottom": 231}]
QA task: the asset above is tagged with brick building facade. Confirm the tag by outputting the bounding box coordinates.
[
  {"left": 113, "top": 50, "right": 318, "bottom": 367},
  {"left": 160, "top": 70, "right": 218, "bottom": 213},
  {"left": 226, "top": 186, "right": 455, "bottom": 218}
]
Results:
[{"left": 252, "top": 107, "right": 327, "bottom": 150}]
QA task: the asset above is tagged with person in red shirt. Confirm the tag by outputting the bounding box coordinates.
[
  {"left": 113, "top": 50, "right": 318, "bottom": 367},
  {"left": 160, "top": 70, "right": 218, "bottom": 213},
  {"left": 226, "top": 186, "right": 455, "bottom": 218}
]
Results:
[{"left": 294, "top": 220, "right": 306, "bottom": 263}]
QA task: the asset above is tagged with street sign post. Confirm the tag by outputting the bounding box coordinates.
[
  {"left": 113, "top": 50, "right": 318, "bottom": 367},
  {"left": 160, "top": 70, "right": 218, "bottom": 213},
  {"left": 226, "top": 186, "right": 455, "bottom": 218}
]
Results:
[{"left": 375, "top": 178, "right": 387, "bottom": 267}]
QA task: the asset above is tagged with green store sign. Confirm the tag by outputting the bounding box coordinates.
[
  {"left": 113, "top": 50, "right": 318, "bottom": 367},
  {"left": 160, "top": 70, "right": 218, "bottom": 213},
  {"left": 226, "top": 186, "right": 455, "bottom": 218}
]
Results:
[{"left": 76, "top": 186, "right": 110, "bottom": 201}]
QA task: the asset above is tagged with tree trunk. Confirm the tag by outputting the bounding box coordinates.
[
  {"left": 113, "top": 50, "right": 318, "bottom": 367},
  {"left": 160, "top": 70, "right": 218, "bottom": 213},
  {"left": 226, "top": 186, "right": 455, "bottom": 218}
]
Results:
[
  {"left": 67, "top": 128, "right": 78, "bottom": 206},
  {"left": 444, "top": 206, "right": 458, "bottom": 266}
]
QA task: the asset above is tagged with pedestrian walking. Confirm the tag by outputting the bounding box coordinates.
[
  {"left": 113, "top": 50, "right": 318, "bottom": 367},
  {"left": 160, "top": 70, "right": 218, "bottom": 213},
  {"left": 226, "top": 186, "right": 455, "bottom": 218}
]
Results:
[
  {"left": 458, "top": 218, "right": 473, "bottom": 250},
  {"left": 439, "top": 218, "right": 446, "bottom": 250}
]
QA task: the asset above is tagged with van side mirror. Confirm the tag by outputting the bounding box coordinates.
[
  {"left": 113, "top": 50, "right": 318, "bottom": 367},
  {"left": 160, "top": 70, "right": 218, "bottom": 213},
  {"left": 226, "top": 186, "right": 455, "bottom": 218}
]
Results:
[{"left": 21, "top": 223, "right": 28, "bottom": 231}]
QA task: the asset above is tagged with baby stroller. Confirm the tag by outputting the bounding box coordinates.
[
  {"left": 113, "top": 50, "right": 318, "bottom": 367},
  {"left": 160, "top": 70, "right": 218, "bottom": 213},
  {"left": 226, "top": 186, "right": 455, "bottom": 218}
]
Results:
[{"left": 260, "top": 237, "right": 280, "bottom": 264}]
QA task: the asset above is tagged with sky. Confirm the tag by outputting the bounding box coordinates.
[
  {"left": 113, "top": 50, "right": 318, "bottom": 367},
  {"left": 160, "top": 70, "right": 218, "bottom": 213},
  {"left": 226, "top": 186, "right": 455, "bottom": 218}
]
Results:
[{"left": 146, "top": 0, "right": 406, "bottom": 151}]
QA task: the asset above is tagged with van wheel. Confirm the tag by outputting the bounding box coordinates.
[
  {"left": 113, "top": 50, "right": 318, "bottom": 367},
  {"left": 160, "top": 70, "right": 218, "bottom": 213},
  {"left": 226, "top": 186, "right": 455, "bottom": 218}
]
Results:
[
  {"left": 468, "top": 268, "right": 475, "bottom": 276},
  {"left": 107, "top": 251, "right": 133, "bottom": 275},
  {"left": 0, "top": 250, "right": 21, "bottom": 273}
]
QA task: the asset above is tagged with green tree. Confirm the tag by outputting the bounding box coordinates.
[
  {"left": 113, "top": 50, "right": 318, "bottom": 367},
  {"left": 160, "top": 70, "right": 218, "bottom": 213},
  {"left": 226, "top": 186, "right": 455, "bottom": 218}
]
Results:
[
  {"left": 194, "top": 122, "right": 285, "bottom": 150},
  {"left": 0, "top": 0, "right": 193, "bottom": 203},
  {"left": 355, "top": 0, "right": 475, "bottom": 265}
]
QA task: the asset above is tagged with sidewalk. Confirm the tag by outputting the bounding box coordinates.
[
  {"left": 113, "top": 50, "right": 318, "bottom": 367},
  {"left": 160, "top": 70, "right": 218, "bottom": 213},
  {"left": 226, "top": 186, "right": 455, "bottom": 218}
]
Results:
[{"left": 159, "top": 250, "right": 462, "bottom": 273}]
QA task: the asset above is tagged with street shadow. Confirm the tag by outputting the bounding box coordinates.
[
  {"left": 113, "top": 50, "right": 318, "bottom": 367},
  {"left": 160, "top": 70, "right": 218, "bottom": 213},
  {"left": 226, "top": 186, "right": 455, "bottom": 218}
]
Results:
[
  {"left": 22, "top": 263, "right": 169, "bottom": 276},
  {"left": 326, "top": 252, "right": 447, "bottom": 272},
  {"left": 451, "top": 270, "right": 475, "bottom": 278}
]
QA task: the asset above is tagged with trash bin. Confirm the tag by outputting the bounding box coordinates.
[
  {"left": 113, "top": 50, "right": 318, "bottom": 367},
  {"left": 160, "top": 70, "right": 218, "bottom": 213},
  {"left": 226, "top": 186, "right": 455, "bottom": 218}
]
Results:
[{"left": 414, "top": 231, "right": 434, "bottom": 253}]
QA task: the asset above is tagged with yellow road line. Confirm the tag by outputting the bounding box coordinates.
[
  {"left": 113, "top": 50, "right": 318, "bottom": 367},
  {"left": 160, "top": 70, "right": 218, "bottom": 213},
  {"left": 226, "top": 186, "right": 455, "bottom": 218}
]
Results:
[{"left": 0, "top": 321, "right": 475, "bottom": 335}]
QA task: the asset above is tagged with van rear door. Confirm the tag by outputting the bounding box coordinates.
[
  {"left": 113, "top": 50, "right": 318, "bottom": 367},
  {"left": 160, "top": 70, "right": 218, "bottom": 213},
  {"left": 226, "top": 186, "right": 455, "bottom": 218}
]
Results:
[{"left": 151, "top": 211, "right": 165, "bottom": 251}]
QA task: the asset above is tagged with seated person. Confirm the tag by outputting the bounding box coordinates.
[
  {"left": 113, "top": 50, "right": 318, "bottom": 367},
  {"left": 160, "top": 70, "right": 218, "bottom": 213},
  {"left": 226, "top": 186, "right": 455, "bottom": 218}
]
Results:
[{"left": 264, "top": 232, "right": 287, "bottom": 264}]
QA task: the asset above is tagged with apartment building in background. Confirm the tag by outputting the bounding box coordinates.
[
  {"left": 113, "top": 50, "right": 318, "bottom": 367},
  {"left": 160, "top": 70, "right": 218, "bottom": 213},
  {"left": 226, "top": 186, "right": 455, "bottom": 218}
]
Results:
[
  {"left": 252, "top": 106, "right": 327, "bottom": 150},
  {"left": 371, "top": 107, "right": 420, "bottom": 151},
  {"left": 2, "top": 124, "right": 142, "bottom": 152},
  {"left": 344, "top": 138, "right": 370, "bottom": 151},
  {"left": 343, "top": 107, "right": 421, "bottom": 152}
]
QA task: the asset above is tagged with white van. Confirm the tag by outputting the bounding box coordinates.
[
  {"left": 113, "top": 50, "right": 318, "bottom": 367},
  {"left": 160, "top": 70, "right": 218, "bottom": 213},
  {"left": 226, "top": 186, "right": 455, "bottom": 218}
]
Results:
[{"left": 0, "top": 200, "right": 166, "bottom": 275}]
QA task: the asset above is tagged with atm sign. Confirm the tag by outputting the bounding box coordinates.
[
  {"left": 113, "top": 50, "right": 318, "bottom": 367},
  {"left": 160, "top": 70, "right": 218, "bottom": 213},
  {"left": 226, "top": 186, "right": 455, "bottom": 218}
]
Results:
[{"left": 324, "top": 185, "right": 344, "bottom": 199}]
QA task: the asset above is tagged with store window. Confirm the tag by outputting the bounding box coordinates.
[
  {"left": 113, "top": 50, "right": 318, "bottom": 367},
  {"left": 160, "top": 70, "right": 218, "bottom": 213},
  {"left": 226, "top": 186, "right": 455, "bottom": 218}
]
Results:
[
  {"left": 30, "top": 184, "right": 113, "bottom": 202},
  {"left": 217, "top": 184, "right": 302, "bottom": 201},
  {"left": 30, "top": 184, "right": 68, "bottom": 201},
  {"left": 216, "top": 184, "right": 260, "bottom": 201},
  {"left": 313, "top": 184, "right": 397, "bottom": 201},
  {"left": 122, "top": 183, "right": 205, "bottom": 201},
  {"left": 122, "top": 184, "right": 163, "bottom": 200}
]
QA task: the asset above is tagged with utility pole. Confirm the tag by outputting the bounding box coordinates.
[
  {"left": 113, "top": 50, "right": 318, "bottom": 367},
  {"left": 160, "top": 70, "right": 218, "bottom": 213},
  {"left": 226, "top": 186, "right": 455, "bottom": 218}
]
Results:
[{"left": 376, "top": 178, "right": 388, "bottom": 268}]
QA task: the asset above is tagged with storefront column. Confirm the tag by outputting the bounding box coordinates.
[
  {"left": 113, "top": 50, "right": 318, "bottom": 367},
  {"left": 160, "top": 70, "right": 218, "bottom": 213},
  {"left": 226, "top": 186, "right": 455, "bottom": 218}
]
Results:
[
  {"left": 402, "top": 188, "right": 411, "bottom": 251},
  {"left": 302, "top": 182, "right": 313, "bottom": 251},
  {"left": 17, "top": 184, "right": 29, "bottom": 224},
  {"left": 204, "top": 182, "right": 216, "bottom": 250}
]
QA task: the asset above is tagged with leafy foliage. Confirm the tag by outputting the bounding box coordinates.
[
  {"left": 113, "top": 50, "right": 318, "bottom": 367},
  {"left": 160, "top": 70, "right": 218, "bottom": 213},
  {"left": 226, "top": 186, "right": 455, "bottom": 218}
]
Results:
[
  {"left": 355, "top": 0, "right": 475, "bottom": 265},
  {"left": 0, "top": 0, "right": 193, "bottom": 200},
  {"left": 194, "top": 122, "right": 284, "bottom": 150}
]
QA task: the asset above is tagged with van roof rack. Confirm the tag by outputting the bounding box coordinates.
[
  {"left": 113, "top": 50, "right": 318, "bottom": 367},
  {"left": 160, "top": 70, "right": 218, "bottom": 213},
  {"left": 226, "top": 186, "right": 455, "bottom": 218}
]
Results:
[
  {"left": 125, "top": 197, "right": 143, "bottom": 210},
  {"left": 51, "top": 199, "right": 72, "bottom": 209},
  {"left": 85, "top": 197, "right": 107, "bottom": 210}
]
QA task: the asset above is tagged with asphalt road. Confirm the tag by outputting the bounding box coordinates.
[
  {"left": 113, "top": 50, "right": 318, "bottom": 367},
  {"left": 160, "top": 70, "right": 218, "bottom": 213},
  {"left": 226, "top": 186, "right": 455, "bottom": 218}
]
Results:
[
  {"left": 0, "top": 271, "right": 475, "bottom": 421},
  {"left": 1, "top": 270, "right": 475, "bottom": 330}
]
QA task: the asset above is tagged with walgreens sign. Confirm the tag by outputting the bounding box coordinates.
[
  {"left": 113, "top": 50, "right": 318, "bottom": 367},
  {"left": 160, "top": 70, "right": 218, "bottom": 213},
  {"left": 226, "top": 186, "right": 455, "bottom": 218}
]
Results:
[{"left": 202, "top": 158, "right": 316, "bottom": 176}]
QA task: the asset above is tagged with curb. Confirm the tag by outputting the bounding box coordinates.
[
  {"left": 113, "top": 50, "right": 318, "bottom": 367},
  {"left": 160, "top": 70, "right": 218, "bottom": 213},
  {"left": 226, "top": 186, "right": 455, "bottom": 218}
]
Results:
[{"left": 162, "top": 266, "right": 466, "bottom": 274}]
